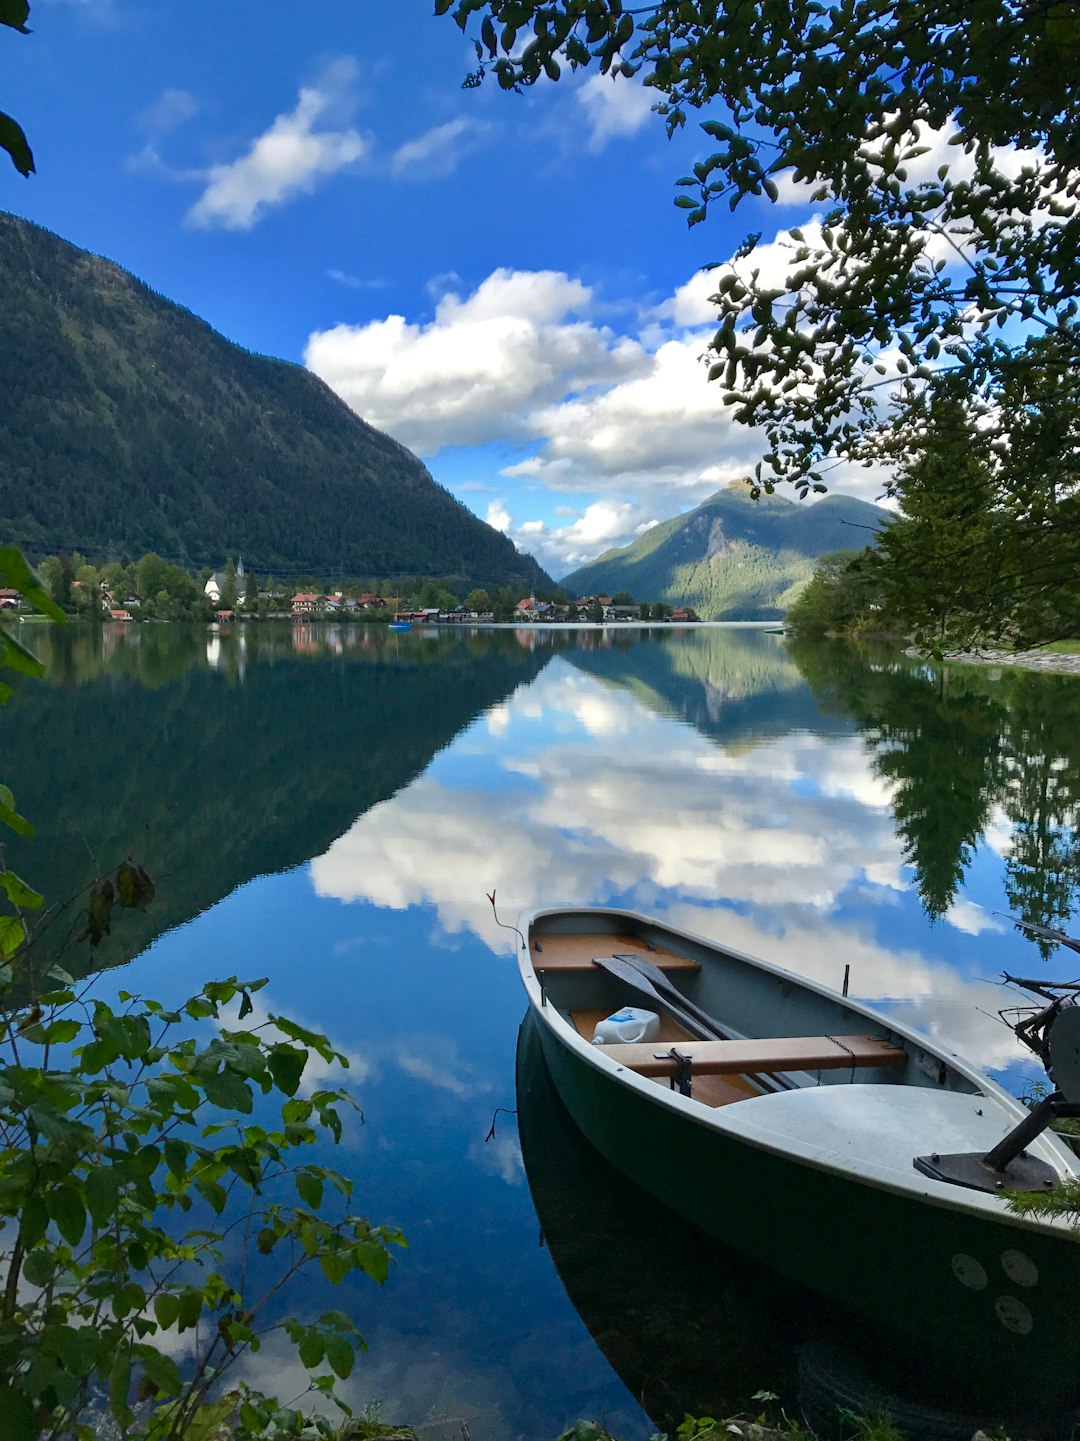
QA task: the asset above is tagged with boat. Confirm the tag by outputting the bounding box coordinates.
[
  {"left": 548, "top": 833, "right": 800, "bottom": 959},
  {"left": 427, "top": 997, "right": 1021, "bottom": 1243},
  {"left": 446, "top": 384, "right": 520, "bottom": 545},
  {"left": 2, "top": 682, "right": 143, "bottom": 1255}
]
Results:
[
  {"left": 517, "top": 905, "right": 1080, "bottom": 1418},
  {"left": 389, "top": 620, "right": 411, "bottom": 633}
]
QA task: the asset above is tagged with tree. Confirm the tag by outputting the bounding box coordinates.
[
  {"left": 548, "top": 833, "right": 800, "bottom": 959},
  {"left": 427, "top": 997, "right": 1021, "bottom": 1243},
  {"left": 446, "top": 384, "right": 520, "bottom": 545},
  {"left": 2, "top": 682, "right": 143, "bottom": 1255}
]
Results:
[
  {"left": 878, "top": 368, "right": 1080, "bottom": 650},
  {"left": 443, "top": 1, "right": 1080, "bottom": 510},
  {"left": 465, "top": 587, "right": 491, "bottom": 613},
  {"left": 136, "top": 553, "right": 171, "bottom": 607},
  {"left": 612, "top": 590, "right": 633, "bottom": 606},
  {"left": 0, "top": 1, "right": 33, "bottom": 176},
  {"left": 219, "top": 558, "right": 239, "bottom": 613},
  {"left": 587, "top": 599, "right": 604, "bottom": 623}
]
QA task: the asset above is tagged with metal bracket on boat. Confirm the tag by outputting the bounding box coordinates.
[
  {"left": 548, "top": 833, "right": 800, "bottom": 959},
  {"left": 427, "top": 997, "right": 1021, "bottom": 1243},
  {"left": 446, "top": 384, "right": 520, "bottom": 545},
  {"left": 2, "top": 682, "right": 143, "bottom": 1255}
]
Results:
[
  {"left": 659, "top": 1047, "right": 693, "bottom": 1098},
  {"left": 539, "top": 969, "right": 546, "bottom": 1007},
  {"left": 914, "top": 1093, "right": 1080, "bottom": 1195}
]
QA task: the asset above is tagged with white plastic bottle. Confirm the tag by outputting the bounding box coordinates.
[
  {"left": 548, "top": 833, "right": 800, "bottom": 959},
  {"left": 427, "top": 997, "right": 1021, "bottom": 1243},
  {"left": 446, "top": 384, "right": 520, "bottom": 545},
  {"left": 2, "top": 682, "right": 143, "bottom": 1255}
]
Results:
[{"left": 592, "top": 1007, "right": 660, "bottom": 1045}]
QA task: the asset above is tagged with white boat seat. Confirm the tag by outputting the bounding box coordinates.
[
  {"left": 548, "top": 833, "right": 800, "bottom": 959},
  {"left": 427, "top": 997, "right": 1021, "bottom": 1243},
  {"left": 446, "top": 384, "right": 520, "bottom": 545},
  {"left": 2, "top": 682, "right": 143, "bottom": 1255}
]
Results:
[{"left": 600, "top": 1034, "right": 907, "bottom": 1078}]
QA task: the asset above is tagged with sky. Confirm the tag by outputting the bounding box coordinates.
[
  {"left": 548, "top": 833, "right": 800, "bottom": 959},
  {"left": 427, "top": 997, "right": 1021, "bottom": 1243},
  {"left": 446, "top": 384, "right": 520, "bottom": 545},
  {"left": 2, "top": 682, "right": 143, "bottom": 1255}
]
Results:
[{"left": 3, "top": 0, "right": 892, "bottom": 578}]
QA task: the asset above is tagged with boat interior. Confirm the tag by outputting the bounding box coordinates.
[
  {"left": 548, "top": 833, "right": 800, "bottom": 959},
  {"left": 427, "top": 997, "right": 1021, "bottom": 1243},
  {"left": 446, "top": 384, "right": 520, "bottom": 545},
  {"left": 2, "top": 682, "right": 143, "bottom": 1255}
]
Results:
[{"left": 530, "top": 918, "right": 983, "bottom": 1112}]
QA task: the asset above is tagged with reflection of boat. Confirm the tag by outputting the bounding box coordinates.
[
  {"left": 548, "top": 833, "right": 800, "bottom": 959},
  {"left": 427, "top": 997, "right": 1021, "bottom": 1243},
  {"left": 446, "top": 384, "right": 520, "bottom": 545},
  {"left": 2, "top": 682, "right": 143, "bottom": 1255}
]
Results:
[
  {"left": 516, "top": 1008, "right": 823, "bottom": 1431},
  {"left": 519, "top": 907, "right": 1080, "bottom": 1416},
  {"left": 389, "top": 620, "right": 411, "bottom": 633}
]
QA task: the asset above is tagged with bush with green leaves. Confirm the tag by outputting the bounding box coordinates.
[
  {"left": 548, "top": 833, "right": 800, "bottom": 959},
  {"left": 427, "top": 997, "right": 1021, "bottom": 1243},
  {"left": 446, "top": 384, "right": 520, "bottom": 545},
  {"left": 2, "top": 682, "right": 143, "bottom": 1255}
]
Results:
[{"left": 0, "top": 969, "right": 403, "bottom": 1439}]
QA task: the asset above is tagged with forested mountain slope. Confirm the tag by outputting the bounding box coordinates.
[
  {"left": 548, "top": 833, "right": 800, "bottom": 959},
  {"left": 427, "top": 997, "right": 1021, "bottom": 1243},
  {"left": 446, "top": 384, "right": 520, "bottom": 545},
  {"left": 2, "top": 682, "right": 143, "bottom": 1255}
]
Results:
[
  {"left": 0, "top": 212, "right": 550, "bottom": 591},
  {"left": 561, "top": 482, "right": 889, "bottom": 618}
]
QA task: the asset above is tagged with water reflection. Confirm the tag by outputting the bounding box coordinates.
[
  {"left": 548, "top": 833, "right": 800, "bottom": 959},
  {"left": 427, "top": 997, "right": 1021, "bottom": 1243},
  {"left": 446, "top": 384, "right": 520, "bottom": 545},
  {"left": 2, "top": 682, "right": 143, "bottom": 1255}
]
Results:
[
  {"left": 787, "top": 640, "right": 1080, "bottom": 955},
  {"left": 515, "top": 1009, "right": 821, "bottom": 1429},
  {"left": 3, "top": 623, "right": 558, "bottom": 975},
  {"left": 9, "top": 622, "right": 1080, "bottom": 1437}
]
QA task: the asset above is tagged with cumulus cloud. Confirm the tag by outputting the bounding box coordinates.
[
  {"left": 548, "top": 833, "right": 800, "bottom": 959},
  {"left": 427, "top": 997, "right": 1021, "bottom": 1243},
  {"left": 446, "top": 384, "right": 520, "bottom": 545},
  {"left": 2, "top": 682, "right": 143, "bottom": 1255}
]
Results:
[
  {"left": 576, "top": 73, "right": 655, "bottom": 151},
  {"left": 390, "top": 116, "right": 487, "bottom": 178},
  {"left": 305, "top": 268, "right": 646, "bottom": 452},
  {"left": 304, "top": 229, "right": 892, "bottom": 573},
  {"left": 502, "top": 499, "right": 660, "bottom": 575},
  {"left": 187, "top": 60, "right": 366, "bottom": 230}
]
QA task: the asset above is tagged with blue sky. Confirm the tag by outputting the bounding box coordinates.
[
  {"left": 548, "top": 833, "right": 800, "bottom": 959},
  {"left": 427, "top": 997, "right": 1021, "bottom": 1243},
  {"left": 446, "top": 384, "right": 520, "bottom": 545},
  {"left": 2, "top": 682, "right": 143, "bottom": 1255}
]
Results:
[{"left": 3, "top": 0, "right": 889, "bottom": 576}]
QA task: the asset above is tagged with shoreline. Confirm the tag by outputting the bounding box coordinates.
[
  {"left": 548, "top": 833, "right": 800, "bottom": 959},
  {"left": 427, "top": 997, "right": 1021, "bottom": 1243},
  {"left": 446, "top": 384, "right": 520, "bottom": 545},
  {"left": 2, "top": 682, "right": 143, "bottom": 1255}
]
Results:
[{"left": 923, "top": 646, "right": 1080, "bottom": 677}]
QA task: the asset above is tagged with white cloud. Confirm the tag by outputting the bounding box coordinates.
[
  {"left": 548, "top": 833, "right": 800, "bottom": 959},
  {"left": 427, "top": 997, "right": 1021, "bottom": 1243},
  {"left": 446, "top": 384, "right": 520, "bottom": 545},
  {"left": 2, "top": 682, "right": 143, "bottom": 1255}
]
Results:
[
  {"left": 486, "top": 499, "right": 511, "bottom": 533},
  {"left": 305, "top": 268, "right": 646, "bottom": 452},
  {"left": 390, "top": 117, "right": 486, "bottom": 178},
  {"left": 138, "top": 88, "right": 199, "bottom": 138},
  {"left": 576, "top": 74, "right": 655, "bottom": 151},
  {"left": 187, "top": 60, "right": 366, "bottom": 231},
  {"left": 306, "top": 660, "right": 1029, "bottom": 1074},
  {"left": 945, "top": 899, "right": 1007, "bottom": 937},
  {"left": 499, "top": 498, "right": 661, "bottom": 575}
]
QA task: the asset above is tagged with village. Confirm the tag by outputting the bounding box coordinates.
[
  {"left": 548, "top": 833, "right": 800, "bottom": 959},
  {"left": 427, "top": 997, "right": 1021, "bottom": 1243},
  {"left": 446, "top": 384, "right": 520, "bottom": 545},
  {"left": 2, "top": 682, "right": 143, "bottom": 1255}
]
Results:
[{"left": 1, "top": 564, "right": 701, "bottom": 626}]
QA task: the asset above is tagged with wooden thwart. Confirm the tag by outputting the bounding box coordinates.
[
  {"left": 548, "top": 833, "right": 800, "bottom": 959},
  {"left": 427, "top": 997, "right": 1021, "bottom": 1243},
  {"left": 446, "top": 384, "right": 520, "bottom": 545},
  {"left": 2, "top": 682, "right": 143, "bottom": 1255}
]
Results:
[
  {"left": 532, "top": 932, "right": 701, "bottom": 972},
  {"left": 600, "top": 1034, "right": 906, "bottom": 1078}
]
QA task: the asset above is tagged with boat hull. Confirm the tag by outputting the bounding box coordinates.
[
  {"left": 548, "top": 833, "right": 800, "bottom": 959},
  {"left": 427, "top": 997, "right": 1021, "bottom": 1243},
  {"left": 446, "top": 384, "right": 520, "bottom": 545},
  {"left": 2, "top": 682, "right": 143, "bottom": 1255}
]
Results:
[{"left": 533, "top": 1001, "right": 1080, "bottom": 1415}]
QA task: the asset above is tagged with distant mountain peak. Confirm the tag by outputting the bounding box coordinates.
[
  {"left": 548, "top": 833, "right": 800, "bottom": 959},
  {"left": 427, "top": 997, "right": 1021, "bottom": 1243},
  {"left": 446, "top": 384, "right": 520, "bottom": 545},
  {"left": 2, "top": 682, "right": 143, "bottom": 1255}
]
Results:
[{"left": 561, "top": 485, "right": 889, "bottom": 619}]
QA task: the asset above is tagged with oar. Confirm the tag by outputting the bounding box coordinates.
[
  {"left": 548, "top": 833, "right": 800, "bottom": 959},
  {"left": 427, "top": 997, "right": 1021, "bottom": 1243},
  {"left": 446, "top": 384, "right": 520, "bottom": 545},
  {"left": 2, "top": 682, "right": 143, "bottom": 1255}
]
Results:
[
  {"left": 592, "top": 956, "right": 717, "bottom": 1040},
  {"left": 612, "top": 952, "right": 733, "bottom": 1040},
  {"left": 594, "top": 954, "right": 785, "bottom": 1092}
]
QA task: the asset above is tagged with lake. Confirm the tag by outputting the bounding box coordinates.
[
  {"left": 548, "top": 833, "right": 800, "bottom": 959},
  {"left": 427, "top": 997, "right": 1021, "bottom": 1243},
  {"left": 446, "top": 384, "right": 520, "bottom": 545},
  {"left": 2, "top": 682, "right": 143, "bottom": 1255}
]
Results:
[{"left": 5, "top": 621, "right": 1080, "bottom": 1437}]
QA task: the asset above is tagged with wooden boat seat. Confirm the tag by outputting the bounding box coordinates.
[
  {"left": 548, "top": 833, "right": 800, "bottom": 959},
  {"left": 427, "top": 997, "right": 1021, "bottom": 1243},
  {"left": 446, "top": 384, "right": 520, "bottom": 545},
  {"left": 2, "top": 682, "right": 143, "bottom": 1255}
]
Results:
[
  {"left": 600, "top": 1034, "right": 907, "bottom": 1079},
  {"left": 531, "top": 933, "right": 700, "bottom": 973}
]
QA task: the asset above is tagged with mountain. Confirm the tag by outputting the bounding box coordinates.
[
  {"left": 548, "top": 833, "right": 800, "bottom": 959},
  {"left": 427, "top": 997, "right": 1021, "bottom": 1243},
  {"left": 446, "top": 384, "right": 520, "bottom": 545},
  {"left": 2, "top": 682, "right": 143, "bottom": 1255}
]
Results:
[
  {"left": 561, "top": 482, "right": 889, "bottom": 618},
  {"left": 0, "top": 212, "right": 551, "bottom": 592}
]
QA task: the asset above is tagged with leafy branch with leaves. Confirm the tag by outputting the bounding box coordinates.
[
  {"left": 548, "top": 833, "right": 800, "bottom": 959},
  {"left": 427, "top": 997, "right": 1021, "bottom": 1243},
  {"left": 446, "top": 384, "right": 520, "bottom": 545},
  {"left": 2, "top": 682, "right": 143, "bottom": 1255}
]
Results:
[
  {"left": 0, "top": 0, "right": 34, "bottom": 176},
  {"left": 0, "top": 965, "right": 404, "bottom": 1440}
]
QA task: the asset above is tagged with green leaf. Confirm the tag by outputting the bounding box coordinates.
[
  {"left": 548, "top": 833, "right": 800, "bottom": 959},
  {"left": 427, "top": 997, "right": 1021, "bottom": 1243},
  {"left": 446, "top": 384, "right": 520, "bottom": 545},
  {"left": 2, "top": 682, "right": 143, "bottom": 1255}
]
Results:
[
  {"left": 176, "top": 1287, "right": 202, "bottom": 1331},
  {"left": 84, "top": 1166, "right": 118, "bottom": 1227},
  {"left": 202, "top": 1066, "right": 253, "bottom": 1113},
  {"left": 268, "top": 1043, "right": 306, "bottom": 1097},
  {"left": 0, "top": 1388, "right": 35, "bottom": 1441},
  {"left": 320, "top": 1251, "right": 350, "bottom": 1285},
  {"left": 0, "top": 793, "right": 33, "bottom": 836},
  {"left": 22, "top": 1248, "right": 55, "bottom": 1286},
  {"left": 0, "top": 111, "right": 33, "bottom": 177},
  {"left": 40, "top": 1018, "right": 80, "bottom": 1045},
  {"left": 325, "top": 1334, "right": 354, "bottom": 1379},
  {"left": 51, "top": 1186, "right": 87, "bottom": 1246},
  {"left": 295, "top": 1169, "right": 323, "bottom": 1210},
  {"left": 0, "top": 870, "right": 41, "bottom": 909},
  {"left": 154, "top": 1287, "right": 180, "bottom": 1329},
  {"left": 0, "top": 1, "right": 31, "bottom": 34},
  {"left": 0, "top": 914, "right": 26, "bottom": 958},
  {"left": 134, "top": 1344, "right": 182, "bottom": 1398},
  {"left": 19, "top": 1194, "right": 48, "bottom": 1247},
  {"left": 298, "top": 1331, "right": 324, "bottom": 1369},
  {"left": 110, "top": 1348, "right": 133, "bottom": 1425},
  {"left": 0, "top": 547, "right": 63, "bottom": 620}
]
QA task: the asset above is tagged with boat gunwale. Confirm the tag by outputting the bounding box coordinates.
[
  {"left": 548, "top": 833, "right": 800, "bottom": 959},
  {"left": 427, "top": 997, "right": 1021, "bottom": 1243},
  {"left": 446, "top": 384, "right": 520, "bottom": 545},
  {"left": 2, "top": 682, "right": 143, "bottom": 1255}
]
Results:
[{"left": 517, "top": 904, "right": 1080, "bottom": 1234}]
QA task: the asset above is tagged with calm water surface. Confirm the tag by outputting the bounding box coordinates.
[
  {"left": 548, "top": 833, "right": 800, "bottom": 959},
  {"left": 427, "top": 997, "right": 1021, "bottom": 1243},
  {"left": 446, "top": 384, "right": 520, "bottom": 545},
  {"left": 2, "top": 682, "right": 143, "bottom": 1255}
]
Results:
[{"left": 6, "top": 622, "right": 1080, "bottom": 1437}]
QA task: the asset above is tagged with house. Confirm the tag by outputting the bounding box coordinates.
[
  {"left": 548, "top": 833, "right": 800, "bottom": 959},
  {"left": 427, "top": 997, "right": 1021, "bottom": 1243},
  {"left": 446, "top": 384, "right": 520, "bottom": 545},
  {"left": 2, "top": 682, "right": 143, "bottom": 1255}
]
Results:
[
  {"left": 0, "top": 588, "right": 20, "bottom": 610},
  {"left": 291, "top": 593, "right": 326, "bottom": 615},
  {"left": 358, "top": 593, "right": 388, "bottom": 610},
  {"left": 205, "top": 557, "right": 247, "bottom": 604},
  {"left": 215, "top": 610, "right": 236, "bottom": 623},
  {"left": 108, "top": 609, "right": 133, "bottom": 623}
]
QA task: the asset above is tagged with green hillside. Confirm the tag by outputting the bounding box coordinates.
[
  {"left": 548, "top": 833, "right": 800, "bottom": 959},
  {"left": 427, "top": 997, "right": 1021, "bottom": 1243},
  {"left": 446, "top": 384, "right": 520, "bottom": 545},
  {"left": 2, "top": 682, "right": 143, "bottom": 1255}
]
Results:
[
  {"left": 0, "top": 212, "right": 551, "bottom": 592},
  {"left": 562, "top": 482, "right": 888, "bottom": 618}
]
